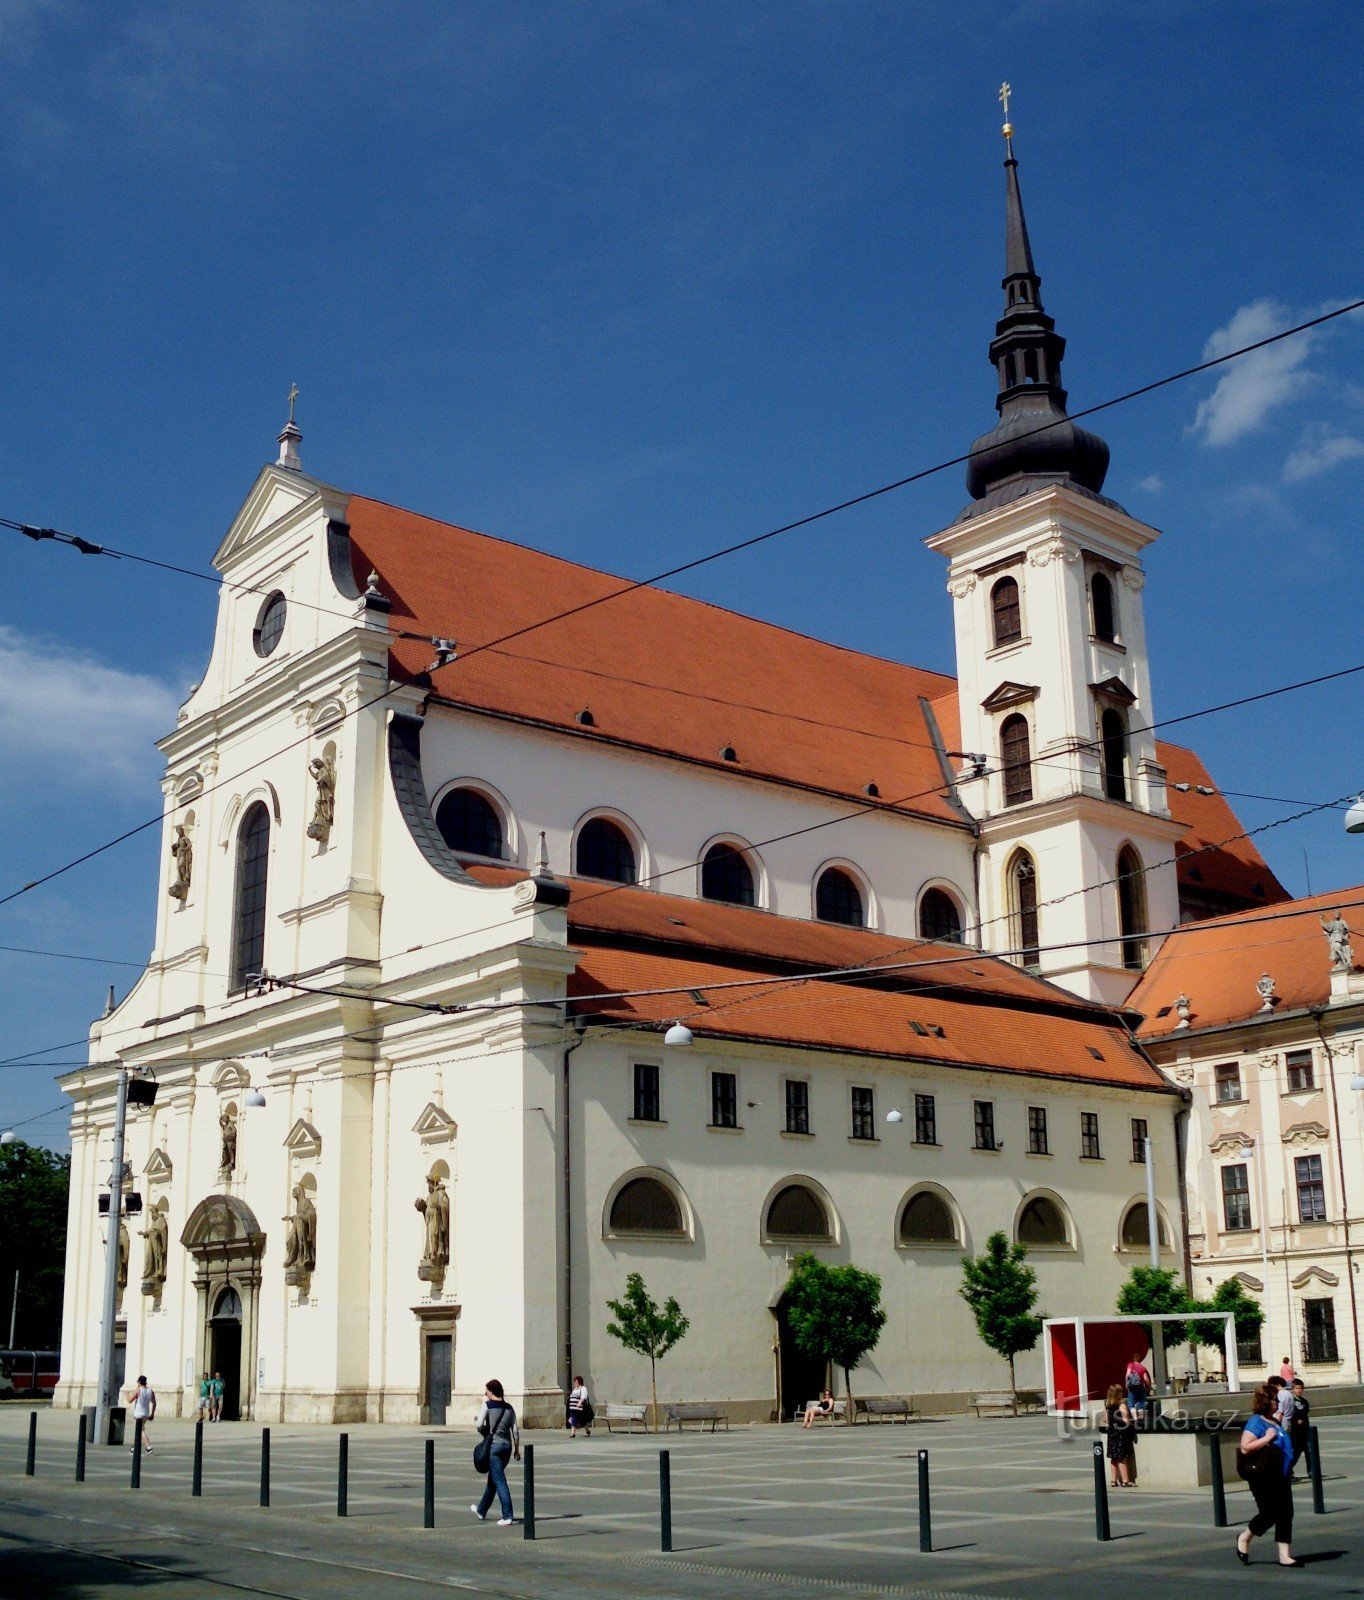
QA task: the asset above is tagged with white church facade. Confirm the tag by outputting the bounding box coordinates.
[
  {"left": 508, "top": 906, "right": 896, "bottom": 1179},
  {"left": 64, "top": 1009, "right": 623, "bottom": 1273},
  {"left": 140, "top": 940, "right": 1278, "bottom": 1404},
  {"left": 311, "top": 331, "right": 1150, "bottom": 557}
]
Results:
[{"left": 56, "top": 135, "right": 1287, "bottom": 1425}]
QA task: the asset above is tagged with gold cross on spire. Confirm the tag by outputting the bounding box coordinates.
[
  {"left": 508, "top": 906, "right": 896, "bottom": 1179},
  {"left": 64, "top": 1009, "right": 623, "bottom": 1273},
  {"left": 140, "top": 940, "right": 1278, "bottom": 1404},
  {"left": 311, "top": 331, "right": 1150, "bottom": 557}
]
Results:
[
  {"left": 999, "top": 81, "right": 1014, "bottom": 148},
  {"left": 287, "top": 383, "right": 299, "bottom": 424}
]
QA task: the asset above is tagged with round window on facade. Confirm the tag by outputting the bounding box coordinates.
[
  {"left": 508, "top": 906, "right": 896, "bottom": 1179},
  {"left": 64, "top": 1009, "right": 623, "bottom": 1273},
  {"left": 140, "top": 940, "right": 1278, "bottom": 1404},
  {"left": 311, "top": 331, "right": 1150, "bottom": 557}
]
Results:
[
  {"left": 435, "top": 787, "right": 505, "bottom": 859},
  {"left": 253, "top": 592, "right": 287, "bottom": 658}
]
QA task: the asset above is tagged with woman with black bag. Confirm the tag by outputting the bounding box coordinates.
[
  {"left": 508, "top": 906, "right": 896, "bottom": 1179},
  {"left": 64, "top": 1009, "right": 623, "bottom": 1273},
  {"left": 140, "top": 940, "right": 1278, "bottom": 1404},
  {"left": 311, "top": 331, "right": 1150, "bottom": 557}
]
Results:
[
  {"left": 567, "top": 1374, "right": 594, "bottom": 1438},
  {"left": 1236, "top": 1384, "right": 1299, "bottom": 1567},
  {"left": 471, "top": 1378, "right": 520, "bottom": 1526}
]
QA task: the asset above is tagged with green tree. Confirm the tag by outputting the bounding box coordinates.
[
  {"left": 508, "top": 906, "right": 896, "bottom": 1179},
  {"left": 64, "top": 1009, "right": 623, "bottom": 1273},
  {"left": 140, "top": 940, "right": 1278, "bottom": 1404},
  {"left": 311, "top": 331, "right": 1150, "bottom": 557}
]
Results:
[
  {"left": 959, "top": 1231, "right": 1042, "bottom": 1394},
  {"left": 1116, "top": 1264, "right": 1191, "bottom": 1351},
  {"left": 605, "top": 1271, "right": 689, "bottom": 1428},
  {"left": 1188, "top": 1278, "right": 1265, "bottom": 1364},
  {"left": 783, "top": 1253, "right": 887, "bottom": 1419},
  {"left": 0, "top": 1142, "right": 70, "bottom": 1348}
]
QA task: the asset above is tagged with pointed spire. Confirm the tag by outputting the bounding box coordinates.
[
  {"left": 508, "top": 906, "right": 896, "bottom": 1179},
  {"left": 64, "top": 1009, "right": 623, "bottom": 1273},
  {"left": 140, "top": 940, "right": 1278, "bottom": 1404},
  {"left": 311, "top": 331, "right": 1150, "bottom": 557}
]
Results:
[
  {"left": 534, "top": 830, "right": 551, "bottom": 877},
  {"left": 103, "top": 985, "right": 116, "bottom": 1019},
  {"left": 277, "top": 383, "right": 302, "bottom": 471}
]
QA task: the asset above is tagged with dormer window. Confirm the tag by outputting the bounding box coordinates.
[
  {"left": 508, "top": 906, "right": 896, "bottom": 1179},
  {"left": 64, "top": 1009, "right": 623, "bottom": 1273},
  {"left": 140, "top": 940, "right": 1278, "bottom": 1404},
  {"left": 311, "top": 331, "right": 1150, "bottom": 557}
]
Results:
[{"left": 991, "top": 576, "right": 1022, "bottom": 648}]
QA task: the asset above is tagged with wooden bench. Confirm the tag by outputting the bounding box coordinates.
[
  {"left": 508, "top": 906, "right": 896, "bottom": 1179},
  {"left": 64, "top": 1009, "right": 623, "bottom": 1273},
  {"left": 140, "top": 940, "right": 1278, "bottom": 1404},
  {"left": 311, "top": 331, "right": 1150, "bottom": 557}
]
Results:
[
  {"left": 664, "top": 1403, "right": 729, "bottom": 1433},
  {"left": 600, "top": 1403, "right": 649, "bottom": 1434},
  {"left": 971, "top": 1390, "right": 1044, "bottom": 1417},
  {"left": 855, "top": 1396, "right": 917, "bottom": 1424},
  {"left": 792, "top": 1397, "right": 847, "bottom": 1425}
]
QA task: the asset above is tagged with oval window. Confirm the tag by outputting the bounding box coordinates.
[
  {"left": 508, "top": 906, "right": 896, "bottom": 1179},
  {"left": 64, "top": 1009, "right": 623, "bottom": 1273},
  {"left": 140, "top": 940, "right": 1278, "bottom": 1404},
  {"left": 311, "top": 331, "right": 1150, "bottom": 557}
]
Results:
[{"left": 253, "top": 592, "right": 287, "bottom": 658}]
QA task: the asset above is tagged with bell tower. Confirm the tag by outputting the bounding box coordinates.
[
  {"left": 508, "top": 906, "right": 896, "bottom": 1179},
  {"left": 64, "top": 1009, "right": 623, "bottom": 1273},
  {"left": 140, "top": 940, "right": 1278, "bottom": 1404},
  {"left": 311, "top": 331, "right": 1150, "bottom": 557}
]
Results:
[{"left": 926, "top": 94, "right": 1182, "bottom": 1006}]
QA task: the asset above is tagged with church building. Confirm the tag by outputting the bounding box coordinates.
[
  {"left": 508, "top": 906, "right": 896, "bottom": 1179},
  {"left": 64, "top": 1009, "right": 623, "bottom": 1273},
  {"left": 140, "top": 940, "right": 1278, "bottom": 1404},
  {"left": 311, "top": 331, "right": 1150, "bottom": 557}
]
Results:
[{"left": 56, "top": 128, "right": 1285, "bottom": 1424}]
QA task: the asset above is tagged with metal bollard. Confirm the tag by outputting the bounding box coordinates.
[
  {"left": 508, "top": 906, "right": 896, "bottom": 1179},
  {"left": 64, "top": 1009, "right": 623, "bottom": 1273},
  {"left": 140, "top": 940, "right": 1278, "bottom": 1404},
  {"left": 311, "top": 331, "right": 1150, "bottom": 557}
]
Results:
[
  {"left": 1208, "top": 1430, "right": 1227, "bottom": 1527},
  {"left": 338, "top": 1432, "right": 348, "bottom": 1518},
  {"left": 1308, "top": 1425, "right": 1325, "bottom": 1515},
  {"left": 260, "top": 1428, "right": 271, "bottom": 1508},
  {"left": 1092, "top": 1443, "right": 1110, "bottom": 1542},
  {"left": 25, "top": 1411, "right": 36, "bottom": 1477},
  {"left": 130, "top": 1418, "right": 143, "bottom": 1488},
  {"left": 424, "top": 1438, "right": 435, "bottom": 1529},
  {"left": 918, "top": 1449, "right": 932, "bottom": 1553},
  {"left": 192, "top": 1420, "right": 203, "bottom": 1498},
  {"left": 523, "top": 1443, "right": 535, "bottom": 1540},
  {"left": 659, "top": 1449, "right": 673, "bottom": 1553},
  {"left": 75, "top": 1420, "right": 86, "bottom": 1484}
]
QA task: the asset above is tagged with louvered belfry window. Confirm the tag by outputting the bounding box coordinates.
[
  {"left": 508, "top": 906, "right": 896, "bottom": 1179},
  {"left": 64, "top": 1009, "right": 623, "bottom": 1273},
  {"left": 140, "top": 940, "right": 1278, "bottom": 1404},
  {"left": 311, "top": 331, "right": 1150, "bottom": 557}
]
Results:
[{"left": 1000, "top": 714, "right": 1033, "bottom": 805}]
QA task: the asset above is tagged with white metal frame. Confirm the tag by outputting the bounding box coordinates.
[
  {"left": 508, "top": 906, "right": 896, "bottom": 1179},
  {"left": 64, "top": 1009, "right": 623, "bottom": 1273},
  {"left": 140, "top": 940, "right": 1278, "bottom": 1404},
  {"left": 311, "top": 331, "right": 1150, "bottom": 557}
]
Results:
[{"left": 1042, "top": 1312, "right": 1238, "bottom": 1417}]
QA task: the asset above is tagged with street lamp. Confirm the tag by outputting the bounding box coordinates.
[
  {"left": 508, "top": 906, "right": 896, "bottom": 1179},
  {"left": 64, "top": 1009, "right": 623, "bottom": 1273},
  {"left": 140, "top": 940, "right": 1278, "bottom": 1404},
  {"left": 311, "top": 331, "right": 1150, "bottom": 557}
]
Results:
[
  {"left": 885, "top": 1109, "right": 904, "bottom": 1125},
  {"left": 1346, "top": 794, "right": 1364, "bottom": 835},
  {"left": 0, "top": 1130, "right": 16, "bottom": 1146},
  {"left": 663, "top": 1022, "right": 693, "bottom": 1048}
]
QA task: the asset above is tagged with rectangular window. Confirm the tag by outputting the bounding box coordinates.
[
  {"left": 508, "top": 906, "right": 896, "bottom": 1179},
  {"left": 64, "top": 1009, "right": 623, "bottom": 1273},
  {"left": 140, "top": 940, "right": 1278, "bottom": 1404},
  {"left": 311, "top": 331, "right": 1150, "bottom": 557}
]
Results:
[
  {"left": 784, "top": 1079, "right": 810, "bottom": 1136},
  {"left": 710, "top": 1071, "right": 738, "bottom": 1129},
  {"left": 1296, "top": 1154, "right": 1327, "bottom": 1223},
  {"left": 1081, "top": 1111, "right": 1101, "bottom": 1160},
  {"left": 973, "top": 1100, "right": 996, "bottom": 1151},
  {"left": 632, "top": 1062, "right": 660, "bottom": 1123},
  {"left": 1286, "top": 1050, "right": 1315, "bottom": 1093},
  {"left": 1131, "top": 1117, "right": 1149, "bottom": 1165},
  {"left": 1214, "top": 1063, "right": 1242, "bottom": 1103},
  {"left": 1221, "top": 1163, "right": 1252, "bottom": 1231},
  {"left": 1304, "top": 1299, "right": 1339, "bottom": 1363},
  {"left": 1237, "top": 1329, "right": 1264, "bottom": 1369},
  {"left": 850, "top": 1086, "right": 875, "bottom": 1141},
  {"left": 1027, "top": 1106, "right": 1048, "bottom": 1155},
  {"left": 914, "top": 1092, "right": 937, "bottom": 1146}
]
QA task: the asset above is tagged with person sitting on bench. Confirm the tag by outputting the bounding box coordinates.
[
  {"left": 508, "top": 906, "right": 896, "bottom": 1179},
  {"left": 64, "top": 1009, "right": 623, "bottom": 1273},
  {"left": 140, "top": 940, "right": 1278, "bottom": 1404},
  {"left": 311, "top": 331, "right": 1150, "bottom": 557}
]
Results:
[{"left": 801, "top": 1390, "right": 835, "bottom": 1428}]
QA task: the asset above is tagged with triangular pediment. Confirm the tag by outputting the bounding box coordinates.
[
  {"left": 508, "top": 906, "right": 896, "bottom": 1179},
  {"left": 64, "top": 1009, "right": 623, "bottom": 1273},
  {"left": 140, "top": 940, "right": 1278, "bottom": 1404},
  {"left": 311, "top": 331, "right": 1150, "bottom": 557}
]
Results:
[
  {"left": 1090, "top": 676, "right": 1138, "bottom": 705},
  {"left": 1232, "top": 1271, "right": 1264, "bottom": 1293},
  {"left": 143, "top": 1147, "right": 173, "bottom": 1183},
  {"left": 212, "top": 466, "right": 349, "bottom": 574},
  {"left": 413, "top": 1102, "right": 457, "bottom": 1146},
  {"left": 1292, "top": 1265, "right": 1339, "bottom": 1289},
  {"left": 283, "top": 1118, "right": 323, "bottom": 1160},
  {"left": 981, "top": 680, "right": 1040, "bottom": 712},
  {"left": 1283, "top": 1120, "right": 1330, "bottom": 1147}
]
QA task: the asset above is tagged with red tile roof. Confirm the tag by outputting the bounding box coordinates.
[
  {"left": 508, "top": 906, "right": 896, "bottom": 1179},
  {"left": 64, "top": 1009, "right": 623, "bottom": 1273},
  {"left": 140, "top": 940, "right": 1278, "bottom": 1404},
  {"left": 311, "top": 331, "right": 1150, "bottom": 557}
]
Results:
[
  {"left": 1158, "top": 745, "right": 1289, "bottom": 909},
  {"left": 347, "top": 493, "right": 1285, "bottom": 912},
  {"left": 1129, "top": 885, "right": 1364, "bottom": 1040}
]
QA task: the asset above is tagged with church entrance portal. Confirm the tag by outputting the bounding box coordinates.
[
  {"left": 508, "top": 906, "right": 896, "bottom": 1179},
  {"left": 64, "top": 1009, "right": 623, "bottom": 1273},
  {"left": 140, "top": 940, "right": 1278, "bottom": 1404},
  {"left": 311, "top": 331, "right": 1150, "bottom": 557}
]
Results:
[{"left": 181, "top": 1195, "right": 264, "bottom": 1422}]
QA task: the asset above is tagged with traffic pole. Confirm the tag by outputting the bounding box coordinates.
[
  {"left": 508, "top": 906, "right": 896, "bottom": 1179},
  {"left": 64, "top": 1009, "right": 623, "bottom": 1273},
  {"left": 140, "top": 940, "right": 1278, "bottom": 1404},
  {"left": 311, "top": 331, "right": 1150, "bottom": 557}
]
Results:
[
  {"left": 337, "top": 1432, "right": 348, "bottom": 1517},
  {"left": 1208, "top": 1430, "right": 1227, "bottom": 1527},
  {"left": 259, "top": 1427, "right": 271, "bottom": 1507},
  {"left": 192, "top": 1420, "right": 203, "bottom": 1498},
  {"left": 1092, "top": 1442, "right": 1110, "bottom": 1541},
  {"left": 659, "top": 1449, "right": 673, "bottom": 1552}
]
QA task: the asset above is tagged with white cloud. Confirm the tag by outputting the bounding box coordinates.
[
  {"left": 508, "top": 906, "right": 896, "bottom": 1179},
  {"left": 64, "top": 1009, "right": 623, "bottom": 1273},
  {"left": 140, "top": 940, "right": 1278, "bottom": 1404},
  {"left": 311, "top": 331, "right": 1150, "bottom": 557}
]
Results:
[
  {"left": 0, "top": 625, "right": 181, "bottom": 791},
  {"left": 1188, "top": 299, "right": 1319, "bottom": 447},
  {"left": 1283, "top": 430, "right": 1364, "bottom": 483},
  {"left": 1137, "top": 474, "right": 1164, "bottom": 494}
]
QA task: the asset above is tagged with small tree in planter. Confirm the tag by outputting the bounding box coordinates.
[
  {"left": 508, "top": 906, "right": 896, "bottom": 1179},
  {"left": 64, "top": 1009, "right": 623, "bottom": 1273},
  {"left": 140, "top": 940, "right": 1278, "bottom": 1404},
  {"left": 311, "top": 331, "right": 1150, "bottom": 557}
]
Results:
[
  {"left": 783, "top": 1253, "right": 887, "bottom": 1420},
  {"left": 606, "top": 1271, "right": 690, "bottom": 1429},
  {"left": 959, "top": 1231, "right": 1042, "bottom": 1396}
]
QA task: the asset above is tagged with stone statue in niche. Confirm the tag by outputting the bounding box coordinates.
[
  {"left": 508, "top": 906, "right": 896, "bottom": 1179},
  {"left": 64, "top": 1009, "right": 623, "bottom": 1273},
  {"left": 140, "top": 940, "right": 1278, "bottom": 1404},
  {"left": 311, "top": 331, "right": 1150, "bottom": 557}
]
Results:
[
  {"left": 140, "top": 1207, "right": 168, "bottom": 1294},
  {"left": 167, "top": 825, "right": 192, "bottom": 901},
  {"left": 218, "top": 1108, "right": 238, "bottom": 1176},
  {"left": 117, "top": 1220, "right": 129, "bottom": 1293},
  {"left": 306, "top": 754, "right": 336, "bottom": 843},
  {"left": 415, "top": 1175, "right": 450, "bottom": 1281},
  {"left": 1322, "top": 910, "right": 1354, "bottom": 972},
  {"left": 283, "top": 1183, "right": 317, "bottom": 1284}
]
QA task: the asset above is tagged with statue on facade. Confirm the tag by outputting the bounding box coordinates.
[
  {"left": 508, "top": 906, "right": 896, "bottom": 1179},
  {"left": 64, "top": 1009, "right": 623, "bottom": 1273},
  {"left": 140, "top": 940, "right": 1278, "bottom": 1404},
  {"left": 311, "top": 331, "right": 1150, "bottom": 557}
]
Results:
[
  {"left": 1322, "top": 910, "right": 1354, "bottom": 972},
  {"left": 140, "top": 1207, "right": 168, "bottom": 1294},
  {"left": 283, "top": 1183, "right": 317, "bottom": 1283},
  {"left": 117, "top": 1220, "right": 129, "bottom": 1293},
  {"left": 415, "top": 1175, "right": 450, "bottom": 1280},
  {"left": 218, "top": 1108, "right": 238, "bottom": 1175},
  {"left": 167, "top": 825, "right": 192, "bottom": 901},
  {"left": 306, "top": 754, "right": 336, "bottom": 843}
]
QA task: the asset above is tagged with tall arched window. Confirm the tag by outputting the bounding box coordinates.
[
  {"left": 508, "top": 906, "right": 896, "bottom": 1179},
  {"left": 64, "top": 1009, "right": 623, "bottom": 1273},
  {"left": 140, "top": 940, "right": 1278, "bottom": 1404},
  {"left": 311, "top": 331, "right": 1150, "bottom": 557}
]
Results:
[
  {"left": 701, "top": 842, "right": 755, "bottom": 906},
  {"left": 575, "top": 817, "right": 637, "bottom": 883},
  {"left": 815, "top": 867, "right": 864, "bottom": 927},
  {"left": 1091, "top": 572, "right": 1117, "bottom": 642},
  {"left": 231, "top": 802, "right": 270, "bottom": 991},
  {"left": 1117, "top": 845, "right": 1148, "bottom": 970},
  {"left": 1008, "top": 850, "right": 1040, "bottom": 968},
  {"left": 435, "top": 787, "right": 504, "bottom": 859},
  {"left": 991, "top": 576, "right": 1022, "bottom": 648},
  {"left": 1000, "top": 714, "right": 1033, "bottom": 805},
  {"left": 1101, "top": 709, "right": 1128, "bottom": 802},
  {"left": 919, "top": 888, "right": 963, "bottom": 943}
]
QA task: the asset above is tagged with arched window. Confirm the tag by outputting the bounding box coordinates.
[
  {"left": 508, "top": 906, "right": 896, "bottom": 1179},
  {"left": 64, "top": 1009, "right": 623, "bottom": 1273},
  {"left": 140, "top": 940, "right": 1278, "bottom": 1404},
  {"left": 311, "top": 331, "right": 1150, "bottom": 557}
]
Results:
[
  {"left": 576, "top": 817, "right": 637, "bottom": 884},
  {"left": 1091, "top": 572, "right": 1117, "bottom": 642},
  {"left": 815, "top": 867, "right": 864, "bottom": 927},
  {"left": 1121, "top": 1202, "right": 1169, "bottom": 1251},
  {"left": 1017, "top": 1195, "right": 1068, "bottom": 1247},
  {"left": 701, "top": 842, "right": 755, "bottom": 906},
  {"left": 899, "top": 1190, "right": 959, "bottom": 1245},
  {"left": 230, "top": 803, "right": 270, "bottom": 991},
  {"left": 991, "top": 576, "right": 1023, "bottom": 648},
  {"left": 1101, "top": 709, "right": 1128, "bottom": 802},
  {"left": 1117, "top": 845, "right": 1148, "bottom": 971},
  {"left": 1008, "top": 850, "right": 1040, "bottom": 968},
  {"left": 919, "top": 888, "right": 962, "bottom": 943},
  {"left": 1000, "top": 714, "right": 1033, "bottom": 806},
  {"left": 766, "top": 1184, "right": 831, "bottom": 1241},
  {"left": 609, "top": 1177, "right": 685, "bottom": 1235},
  {"left": 435, "top": 787, "right": 504, "bottom": 859}
]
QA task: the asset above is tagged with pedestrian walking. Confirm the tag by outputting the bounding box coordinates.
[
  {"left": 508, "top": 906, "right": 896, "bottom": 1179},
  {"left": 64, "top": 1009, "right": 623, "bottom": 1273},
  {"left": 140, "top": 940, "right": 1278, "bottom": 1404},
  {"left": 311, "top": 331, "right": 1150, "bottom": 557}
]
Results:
[
  {"left": 470, "top": 1379, "right": 520, "bottom": 1526},
  {"left": 124, "top": 1376, "right": 156, "bottom": 1452},
  {"left": 1124, "top": 1352, "right": 1153, "bottom": 1424},
  {"left": 567, "top": 1374, "right": 594, "bottom": 1438},
  {"left": 1279, "top": 1355, "right": 1296, "bottom": 1386},
  {"left": 1105, "top": 1384, "right": 1137, "bottom": 1487},
  {"left": 196, "top": 1372, "right": 211, "bottom": 1422},
  {"left": 1287, "top": 1380, "right": 1310, "bottom": 1476},
  {"left": 1235, "top": 1384, "right": 1298, "bottom": 1567},
  {"left": 209, "top": 1371, "right": 224, "bottom": 1421}
]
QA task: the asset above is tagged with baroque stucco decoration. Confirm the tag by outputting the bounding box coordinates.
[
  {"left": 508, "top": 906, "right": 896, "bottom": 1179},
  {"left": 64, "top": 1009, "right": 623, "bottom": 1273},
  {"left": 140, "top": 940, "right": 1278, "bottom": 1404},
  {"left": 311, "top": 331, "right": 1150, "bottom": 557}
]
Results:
[
  {"left": 1282, "top": 1121, "right": 1330, "bottom": 1148},
  {"left": 413, "top": 1103, "right": 456, "bottom": 1147},
  {"left": 1209, "top": 1131, "right": 1255, "bottom": 1156}
]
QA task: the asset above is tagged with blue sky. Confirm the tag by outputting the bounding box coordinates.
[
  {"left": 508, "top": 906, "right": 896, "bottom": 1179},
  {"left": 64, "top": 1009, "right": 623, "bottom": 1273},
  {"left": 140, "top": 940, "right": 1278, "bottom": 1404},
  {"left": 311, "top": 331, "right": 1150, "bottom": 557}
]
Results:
[{"left": 1, "top": 1, "right": 1362, "bottom": 1151}]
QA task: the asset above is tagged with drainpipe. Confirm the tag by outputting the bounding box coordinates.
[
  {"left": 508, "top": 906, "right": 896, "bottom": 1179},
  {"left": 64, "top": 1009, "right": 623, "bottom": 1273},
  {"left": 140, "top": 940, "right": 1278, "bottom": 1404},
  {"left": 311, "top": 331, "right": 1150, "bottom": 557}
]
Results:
[
  {"left": 1312, "top": 1009, "right": 1362, "bottom": 1378},
  {"left": 562, "top": 1017, "right": 588, "bottom": 1393}
]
